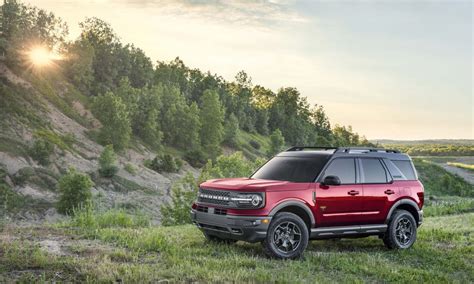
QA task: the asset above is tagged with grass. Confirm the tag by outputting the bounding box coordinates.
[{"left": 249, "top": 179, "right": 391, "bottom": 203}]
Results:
[
  {"left": 424, "top": 196, "right": 474, "bottom": 217},
  {"left": 414, "top": 159, "right": 474, "bottom": 197},
  {"left": 1, "top": 212, "right": 472, "bottom": 282},
  {"left": 447, "top": 162, "right": 474, "bottom": 172}
]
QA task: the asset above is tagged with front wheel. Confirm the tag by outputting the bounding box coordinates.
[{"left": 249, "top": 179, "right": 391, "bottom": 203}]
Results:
[
  {"left": 383, "top": 209, "right": 417, "bottom": 249},
  {"left": 262, "top": 212, "right": 309, "bottom": 259}
]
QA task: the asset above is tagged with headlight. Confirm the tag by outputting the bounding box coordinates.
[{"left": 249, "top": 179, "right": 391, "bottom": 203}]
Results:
[{"left": 230, "top": 193, "right": 264, "bottom": 208}]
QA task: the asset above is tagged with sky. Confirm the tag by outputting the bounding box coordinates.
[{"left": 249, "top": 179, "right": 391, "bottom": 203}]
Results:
[{"left": 26, "top": 0, "right": 473, "bottom": 140}]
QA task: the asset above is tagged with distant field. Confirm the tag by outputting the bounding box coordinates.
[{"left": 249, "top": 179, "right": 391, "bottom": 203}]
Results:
[{"left": 447, "top": 162, "right": 474, "bottom": 172}]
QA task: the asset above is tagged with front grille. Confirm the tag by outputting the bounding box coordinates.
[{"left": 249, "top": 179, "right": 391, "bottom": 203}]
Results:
[{"left": 198, "top": 188, "right": 230, "bottom": 206}]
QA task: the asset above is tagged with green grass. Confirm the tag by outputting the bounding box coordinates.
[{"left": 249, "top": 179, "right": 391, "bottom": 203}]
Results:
[
  {"left": 447, "top": 162, "right": 474, "bottom": 172},
  {"left": 1, "top": 212, "right": 471, "bottom": 282},
  {"left": 414, "top": 159, "right": 474, "bottom": 197},
  {"left": 236, "top": 131, "right": 272, "bottom": 160},
  {"left": 424, "top": 196, "right": 474, "bottom": 217}
]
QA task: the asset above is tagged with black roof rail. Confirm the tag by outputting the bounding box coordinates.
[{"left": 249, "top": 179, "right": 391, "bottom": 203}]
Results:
[
  {"left": 285, "top": 146, "right": 338, "bottom": 152},
  {"left": 336, "top": 147, "right": 400, "bottom": 153}
]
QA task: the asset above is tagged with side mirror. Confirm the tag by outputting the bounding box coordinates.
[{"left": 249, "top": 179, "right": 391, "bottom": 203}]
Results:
[{"left": 322, "top": 175, "right": 341, "bottom": 186}]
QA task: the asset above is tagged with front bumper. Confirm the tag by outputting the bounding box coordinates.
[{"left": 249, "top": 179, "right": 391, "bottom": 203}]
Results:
[{"left": 190, "top": 208, "right": 271, "bottom": 243}]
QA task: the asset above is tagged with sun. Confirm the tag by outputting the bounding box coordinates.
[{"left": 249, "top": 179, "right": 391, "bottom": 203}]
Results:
[{"left": 27, "top": 46, "right": 62, "bottom": 68}]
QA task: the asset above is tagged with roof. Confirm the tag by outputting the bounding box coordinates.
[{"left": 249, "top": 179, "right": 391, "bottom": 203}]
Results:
[{"left": 276, "top": 146, "right": 412, "bottom": 161}]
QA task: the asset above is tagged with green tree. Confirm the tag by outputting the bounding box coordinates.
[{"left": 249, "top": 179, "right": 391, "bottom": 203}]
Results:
[
  {"left": 200, "top": 89, "right": 224, "bottom": 159},
  {"left": 224, "top": 113, "right": 239, "bottom": 147},
  {"left": 63, "top": 40, "right": 95, "bottom": 94},
  {"left": 91, "top": 92, "right": 131, "bottom": 151},
  {"left": 267, "top": 129, "right": 285, "bottom": 157},
  {"left": 98, "top": 145, "right": 118, "bottom": 177},
  {"left": 57, "top": 168, "right": 94, "bottom": 215}
]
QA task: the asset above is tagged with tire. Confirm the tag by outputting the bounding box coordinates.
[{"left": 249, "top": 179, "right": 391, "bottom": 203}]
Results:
[
  {"left": 383, "top": 209, "right": 417, "bottom": 249},
  {"left": 202, "top": 231, "right": 237, "bottom": 244},
  {"left": 262, "top": 212, "right": 309, "bottom": 259}
]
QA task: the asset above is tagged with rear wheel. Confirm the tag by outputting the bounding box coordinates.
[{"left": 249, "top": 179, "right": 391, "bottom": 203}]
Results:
[
  {"left": 202, "top": 231, "right": 237, "bottom": 244},
  {"left": 383, "top": 209, "right": 417, "bottom": 249},
  {"left": 262, "top": 212, "right": 309, "bottom": 259}
]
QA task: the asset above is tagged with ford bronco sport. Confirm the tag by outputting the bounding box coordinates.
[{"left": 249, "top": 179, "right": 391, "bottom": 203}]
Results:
[{"left": 191, "top": 147, "right": 424, "bottom": 259}]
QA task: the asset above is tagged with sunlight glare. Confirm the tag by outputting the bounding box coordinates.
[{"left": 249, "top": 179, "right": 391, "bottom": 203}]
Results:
[{"left": 28, "top": 46, "right": 62, "bottom": 67}]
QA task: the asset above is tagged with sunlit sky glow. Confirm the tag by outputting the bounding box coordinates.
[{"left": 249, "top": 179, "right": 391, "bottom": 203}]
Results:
[{"left": 27, "top": 0, "right": 473, "bottom": 140}]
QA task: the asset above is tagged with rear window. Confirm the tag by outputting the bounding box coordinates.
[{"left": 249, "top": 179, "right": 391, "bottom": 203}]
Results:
[
  {"left": 392, "top": 160, "right": 417, "bottom": 180},
  {"left": 251, "top": 156, "right": 329, "bottom": 183}
]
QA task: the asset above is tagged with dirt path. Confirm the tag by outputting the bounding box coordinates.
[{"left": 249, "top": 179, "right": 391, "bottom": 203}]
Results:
[{"left": 438, "top": 164, "right": 474, "bottom": 185}]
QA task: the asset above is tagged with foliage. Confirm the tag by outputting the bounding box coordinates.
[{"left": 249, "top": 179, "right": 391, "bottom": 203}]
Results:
[
  {"left": 200, "top": 90, "right": 224, "bottom": 160},
  {"left": 91, "top": 92, "right": 131, "bottom": 151},
  {"left": 223, "top": 113, "right": 239, "bottom": 147},
  {"left": 184, "top": 149, "right": 207, "bottom": 168},
  {"left": 98, "top": 145, "right": 118, "bottom": 177},
  {"left": 249, "top": 139, "right": 260, "bottom": 149},
  {"left": 145, "top": 154, "right": 182, "bottom": 173},
  {"left": 414, "top": 159, "right": 473, "bottom": 197},
  {"left": 57, "top": 168, "right": 94, "bottom": 215},
  {"left": 267, "top": 129, "right": 285, "bottom": 157},
  {"left": 124, "top": 163, "right": 137, "bottom": 175},
  {"left": 381, "top": 144, "right": 474, "bottom": 156},
  {"left": 70, "top": 207, "right": 149, "bottom": 229},
  {"left": 160, "top": 173, "right": 198, "bottom": 226},
  {"left": 29, "top": 138, "right": 54, "bottom": 166}
]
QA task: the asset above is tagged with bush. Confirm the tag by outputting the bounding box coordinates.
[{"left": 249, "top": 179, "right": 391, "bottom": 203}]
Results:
[
  {"left": 30, "top": 139, "right": 54, "bottom": 166},
  {"left": 160, "top": 173, "right": 198, "bottom": 226},
  {"left": 146, "top": 154, "right": 181, "bottom": 173},
  {"left": 98, "top": 145, "right": 118, "bottom": 178},
  {"left": 57, "top": 168, "right": 94, "bottom": 215},
  {"left": 249, "top": 140, "right": 261, "bottom": 149},
  {"left": 124, "top": 163, "right": 137, "bottom": 175},
  {"left": 184, "top": 149, "right": 206, "bottom": 168}
]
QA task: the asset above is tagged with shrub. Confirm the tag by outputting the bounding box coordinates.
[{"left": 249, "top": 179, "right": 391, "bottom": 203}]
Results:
[
  {"left": 124, "top": 163, "right": 137, "bottom": 175},
  {"left": 98, "top": 145, "right": 118, "bottom": 178},
  {"left": 57, "top": 168, "right": 94, "bottom": 215},
  {"left": 30, "top": 139, "right": 54, "bottom": 166},
  {"left": 249, "top": 140, "right": 261, "bottom": 149},
  {"left": 146, "top": 154, "right": 181, "bottom": 173},
  {"left": 160, "top": 173, "right": 198, "bottom": 226},
  {"left": 184, "top": 149, "right": 206, "bottom": 168}
]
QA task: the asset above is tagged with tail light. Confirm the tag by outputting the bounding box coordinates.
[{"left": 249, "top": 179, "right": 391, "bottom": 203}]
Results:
[{"left": 417, "top": 192, "right": 424, "bottom": 208}]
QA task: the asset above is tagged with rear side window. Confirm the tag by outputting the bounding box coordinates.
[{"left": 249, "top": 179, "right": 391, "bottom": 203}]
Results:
[
  {"left": 392, "top": 160, "right": 417, "bottom": 180},
  {"left": 383, "top": 159, "right": 406, "bottom": 180},
  {"left": 321, "top": 158, "right": 356, "bottom": 184},
  {"left": 361, "top": 158, "right": 388, "bottom": 183}
]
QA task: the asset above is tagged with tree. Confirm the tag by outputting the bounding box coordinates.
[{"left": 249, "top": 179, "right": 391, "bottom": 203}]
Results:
[
  {"left": 30, "top": 138, "right": 54, "bottom": 166},
  {"left": 63, "top": 40, "right": 95, "bottom": 95},
  {"left": 200, "top": 89, "right": 224, "bottom": 159},
  {"left": 98, "top": 145, "right": 118, "bottom": 177},
  {"left": 267, "top": 129, "right": 285, "bottom": 157},
  {"left": 57, "top": 168, "right": 94, "bottom": 215},
  {"left": 160, "top": 173, "right": 198, "bottom": 226},
  {"left": 91, "top": 92, "right": 131, "bottom": 151},
  {"left": 224, "top": 113, "right": 239, "bottom": 147}
]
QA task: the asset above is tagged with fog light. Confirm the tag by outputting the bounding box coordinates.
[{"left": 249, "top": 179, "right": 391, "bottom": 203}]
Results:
[{"left": 262, "top": 219, "right": 269, "bottom": 224}]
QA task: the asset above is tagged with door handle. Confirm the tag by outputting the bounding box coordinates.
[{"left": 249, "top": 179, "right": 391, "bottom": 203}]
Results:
[
  {"left": 348, "top": 190, "right": 359, "bottom": 196},
  {"left": 384, "top": 189, "right": 395, "bottom": 195}
]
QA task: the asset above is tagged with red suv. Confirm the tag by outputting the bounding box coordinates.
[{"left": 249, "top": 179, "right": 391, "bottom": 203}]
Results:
[{"left": 191, "top": 147, "right": 424, "bottom": 259}]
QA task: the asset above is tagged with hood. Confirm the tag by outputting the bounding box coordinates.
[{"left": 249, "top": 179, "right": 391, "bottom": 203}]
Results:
[{"left": 200, "top": 178, "right": 290, "bottom": 192}]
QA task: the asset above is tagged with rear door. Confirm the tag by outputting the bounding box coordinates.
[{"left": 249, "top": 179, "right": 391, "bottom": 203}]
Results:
[
  {"left": 315, "top": 158, "right": 365, "bottom": 226},
  {"left": 359, "top": 158, "right": 395, "bottom": 224}
]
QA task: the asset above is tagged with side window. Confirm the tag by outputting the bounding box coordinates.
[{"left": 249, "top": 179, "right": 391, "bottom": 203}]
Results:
[
  {"left": 383, "top": 159, "right": 406, "bottom": 180},
  {"left": 322, "top": 158, "right": 356, "bottom": 184},
  {"left": 361, "top": 158, "right": 388, "bottom": 183},
  {"left": 392, "top": 160, "right": 417, "bottom": 180}
]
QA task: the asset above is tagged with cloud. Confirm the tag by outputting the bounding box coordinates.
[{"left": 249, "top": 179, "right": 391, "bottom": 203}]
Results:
[{"left": 110, "top": 0, "right": 308, "bottom": 27}]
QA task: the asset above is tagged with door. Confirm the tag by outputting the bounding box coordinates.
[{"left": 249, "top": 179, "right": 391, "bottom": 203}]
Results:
[
  {"left": 359, "top": 158, "right": 395, "bottom": 224},
  {"left": 314, "top": 158, "right": 365, "bottom": 226}
]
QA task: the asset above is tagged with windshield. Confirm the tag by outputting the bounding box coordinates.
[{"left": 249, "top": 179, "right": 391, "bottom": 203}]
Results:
[{"left": 251, "top": 156, "right": 330, "bottom": 183}]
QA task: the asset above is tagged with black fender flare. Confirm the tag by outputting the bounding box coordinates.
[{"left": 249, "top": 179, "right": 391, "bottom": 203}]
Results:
[
  {"left": 385, "top": 199, "right": 421, "bottom": 224},
  {"left": 268, "top": 200, "right": 315, "bottom": 227}
]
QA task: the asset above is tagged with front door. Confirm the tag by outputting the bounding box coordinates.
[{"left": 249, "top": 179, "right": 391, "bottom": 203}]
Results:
[{"left": 314, "top": 158, "right": 365, "bottom": 226}]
